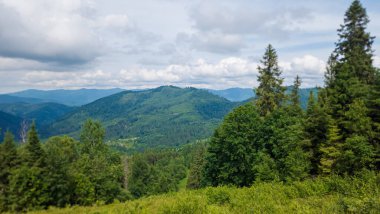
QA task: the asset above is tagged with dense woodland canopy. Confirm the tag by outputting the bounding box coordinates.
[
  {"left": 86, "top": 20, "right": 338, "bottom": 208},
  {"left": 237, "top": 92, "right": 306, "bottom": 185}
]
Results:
[{"left": 0, "top": 0, "right": 379, "bottom": 212}]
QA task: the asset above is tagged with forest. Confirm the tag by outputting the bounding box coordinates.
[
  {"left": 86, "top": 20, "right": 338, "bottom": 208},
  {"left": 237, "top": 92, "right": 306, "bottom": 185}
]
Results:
[{"left": 0, "top": 0, "right": 379, "bottom": 213}]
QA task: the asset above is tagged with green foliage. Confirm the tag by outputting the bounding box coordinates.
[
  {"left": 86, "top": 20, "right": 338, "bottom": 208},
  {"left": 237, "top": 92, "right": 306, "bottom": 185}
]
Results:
[
  {"left": 186, "top": 142, "right": 207, "bottom": 189},
  {"left": 319, "top": 121, "right": 343, "bottom": 175},
  {"left": 255, "top": 44, "right": 285, "bottom": 116},
  {"left": 0, "top": 131, "right": 19, "bottom": 212},
  {"left": 204, "top": 103, "right": 261, "bottom": 187},
  {"left": 304, "top": 91, "right": 329, "bottom": 175},
  {"left": 8, "top": 165, "right": 50, "bottom": 211},
  {"left": 80, "top": 119, "right": 106, "bottom": 156},
  {"left": 1, "top": 120, "right": 128, "bottom": 212},
  {"left": 28, "top": 172, "right": 380, "bottom": 214},
  {"left": 24, "top": 122, "right": 46, "bottom": 167},
  {"left": 320, "top": 0, "right": 378, "bottom": 175},
  {"left": 127, "top": 149, "right": 187, "bottom": 198},
  {"left": 44, "top": 136, "right": 80, "bottom": 207},
  {"left": 252, "top": 150, "right": 279, "bottom": 182}
]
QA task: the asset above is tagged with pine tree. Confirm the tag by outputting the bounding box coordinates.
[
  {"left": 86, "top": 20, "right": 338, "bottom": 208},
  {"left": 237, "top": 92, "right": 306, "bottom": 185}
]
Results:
[
  {"left": 255, "top": 44, "right": 285, "bottom": 116},
  {"left": 24, "top": 122, "right": 45, "bottom": 167},
  {"left": 0, "top": 131, "right": 18, "bottom": 186},
  {"left": 0, "top": 131, "right": 19, "bottom": 212},
  {"left": 322, "top": 1, "right": 378, "bottom": 174},
  {"left": 289, "top": 75, "right": 302, "bottom": 114},
  {"left": 335, "top": 0, "right": 376, "bottom": 84}
]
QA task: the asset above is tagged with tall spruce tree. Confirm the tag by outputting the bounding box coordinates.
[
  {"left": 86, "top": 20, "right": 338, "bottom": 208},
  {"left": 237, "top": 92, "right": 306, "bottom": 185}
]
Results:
[
  {"left": 0, "top": 131, "right": 19, "bottom": 212},
  {"left": 322, "top": 0, "right": 377, "bottom": 174},
  {"left": 255, "top": 44, "right": 285, "bottom": 116},
  {"left": 24, "top": 122, "right": 45, "bottom": 167},
  {"left": 289, "top": 75, "right": 302, "bottom": 113},
  {"left": 335, "top": 0, "right": 376, "bottom": 84}
]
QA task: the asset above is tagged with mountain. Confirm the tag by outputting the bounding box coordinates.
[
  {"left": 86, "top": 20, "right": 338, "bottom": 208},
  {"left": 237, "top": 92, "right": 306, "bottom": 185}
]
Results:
[
  {"left": 0, "top": 94, "right": 47, "bottom": 104},
  {"left": 9, "top": 88, "right": 125, "bottom": 106},
  {"left": 208, "top": 88, "right": 255, "bottom": 102},
  {"left": 0, "top": 111, "right": 23, "bottom": 138},
  {"left": 209, "top": 87, "right": 318, "bottom": 108},
  {"left": 45, "top": 86, "right": 238, "bottom": 148},
  {"left": 0, "top": 102, "right": 75, "bottom": 126}
]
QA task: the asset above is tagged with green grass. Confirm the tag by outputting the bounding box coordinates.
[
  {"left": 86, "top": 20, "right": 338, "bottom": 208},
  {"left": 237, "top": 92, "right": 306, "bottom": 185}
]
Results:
[{"left": 29, "top": 172, "right": 380, "bottom": 214}]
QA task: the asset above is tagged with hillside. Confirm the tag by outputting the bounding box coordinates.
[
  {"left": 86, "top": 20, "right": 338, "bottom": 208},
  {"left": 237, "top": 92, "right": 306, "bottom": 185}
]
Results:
[
  {"left": 0, "top": 111, "right": 23, "bottom": 137},
  {"left": 0, "top": 94, "right": 47, "bottom": 104},
  {"left": 45, "top": 86, "right": 238, "bottom": 147},
  {"left": 0, "top": 102, "right": 75, "bottom": 126},
  {"left": 9, "top": 88, "right": 125, "bottom": 106}
]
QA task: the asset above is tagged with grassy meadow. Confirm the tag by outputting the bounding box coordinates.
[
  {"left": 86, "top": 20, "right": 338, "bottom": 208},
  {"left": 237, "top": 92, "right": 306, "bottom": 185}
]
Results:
[{"left": 30, "top": 172, "right": 380, "bottom": 214}]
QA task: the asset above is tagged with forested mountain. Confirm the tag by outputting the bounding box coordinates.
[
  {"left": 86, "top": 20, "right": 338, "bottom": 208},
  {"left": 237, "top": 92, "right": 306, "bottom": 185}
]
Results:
[
  {"left": 0, "top": 94, "right": 47, "bottom": 104},
  {"left": 208, "top": 88, "right": 254, "bottom": 102},
  {"left": 45, "top": 86, "right": 238, "bottom": 147},
  {"left": 0, "top": 111, "right": 22, "bottom": 137},
  {"left": 0, "top": 102, "right": 75, "bottom": 126},
  {"left": 9, "top": 88, "right": 125, "bottom": 106}
]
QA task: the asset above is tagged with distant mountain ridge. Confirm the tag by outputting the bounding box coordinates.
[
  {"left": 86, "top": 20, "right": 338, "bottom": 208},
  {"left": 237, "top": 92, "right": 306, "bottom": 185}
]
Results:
[
  {"left": 208, "top": 88, "right": 254, "bottom": 102},
  {"left": 0, "top": 102, "right": 75, "bottom": 126},
  {"left": 209, "top": 87, "right": 318, "bottom": 109},
  {"left": 0, "top": 94, "right": 47, "bottom": 104},
  {"left": 8, "top": 88, "right": 125, "bottom": 106}
]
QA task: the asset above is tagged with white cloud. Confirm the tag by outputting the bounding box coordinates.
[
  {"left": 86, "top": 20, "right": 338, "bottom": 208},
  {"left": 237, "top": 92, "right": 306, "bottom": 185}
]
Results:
[
  {"left": 0, "top": 57, "right": 46, "bottom": 71},
  {"left": 374, "top": 56, "right": 380, "bottom": 68},
  {"left": 96, "top": 14, "right": 133, "bottom": 32},
  {"left": 0, "top": 0, "right": 102, "bottom": 64},
  {"left": 280, "top": 55, "right": 325, "bottom": 87}
]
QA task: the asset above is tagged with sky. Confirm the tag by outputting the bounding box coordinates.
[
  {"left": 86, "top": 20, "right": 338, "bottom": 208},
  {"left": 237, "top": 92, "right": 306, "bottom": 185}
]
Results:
[{"left": 0, "top": 0, "right": 379, "bottom": 93}]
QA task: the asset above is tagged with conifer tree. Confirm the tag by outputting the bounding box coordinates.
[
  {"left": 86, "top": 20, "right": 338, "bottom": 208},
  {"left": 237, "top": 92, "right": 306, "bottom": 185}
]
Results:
[
  {"left": 368, "top": 70, "right": 380, "bottom": 169},
  {"left": 304, "top": 91, "right": 328, "bottom": 175},
  {"left": 319, "top": 121, "right": 342, "bottom": 175},
  {"left": 335, "top": 0, "right": 376, "bottom": 84},
  {"left": 289, "top": 75, "right": 302, "bottom": 114},
  {"left": 0, "top": 131, "right": 19, "bottom": 212},
  {"left": 0, "top": 131, "right": 18, "bottom": 186},
  {"left": 322, "top": 0, "right": 377, "bottom": 174},
  {"left": 256, "top": 44, "right": 285, "bottom": 116},
  {"left": 24, "top": 122, "right": 45, "bottom": 167}
]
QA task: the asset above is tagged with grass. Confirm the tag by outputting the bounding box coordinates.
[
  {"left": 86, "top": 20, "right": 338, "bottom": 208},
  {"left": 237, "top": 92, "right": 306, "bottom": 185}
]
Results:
[{"left": 29, "top": 172, "right": 380, "bottom": 214}]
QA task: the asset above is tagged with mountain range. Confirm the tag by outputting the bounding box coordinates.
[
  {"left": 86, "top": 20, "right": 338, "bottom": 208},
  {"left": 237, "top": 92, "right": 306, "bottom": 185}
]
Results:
[
  {"left": 0, "top": 86, "right": 317, "bottom": 148},
  {"left": 44, "top": 86, "right": 238, "bottom": 148},
  {"left": 8, "top": 88, "right": 125, "bottom": 106}
]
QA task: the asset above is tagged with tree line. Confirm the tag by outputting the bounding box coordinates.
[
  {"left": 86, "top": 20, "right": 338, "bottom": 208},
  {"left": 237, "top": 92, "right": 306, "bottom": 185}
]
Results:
[
  {"left": 201, "top": 0, "right": 379, "bottom": 187},
  {"left": 0, "top": 120, "right": 129, "bottom": 212}
]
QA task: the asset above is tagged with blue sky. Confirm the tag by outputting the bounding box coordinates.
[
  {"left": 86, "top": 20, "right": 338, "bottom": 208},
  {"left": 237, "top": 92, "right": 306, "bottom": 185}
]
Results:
[{"left": 0, "top": 0, "right": 379, "bottom": 92}]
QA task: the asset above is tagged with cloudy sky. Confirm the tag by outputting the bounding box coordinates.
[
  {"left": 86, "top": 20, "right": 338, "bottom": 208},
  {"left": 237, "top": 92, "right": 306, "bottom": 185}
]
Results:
[{"left": 0, "top": 0, "right": 379, "bottom": 93}]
